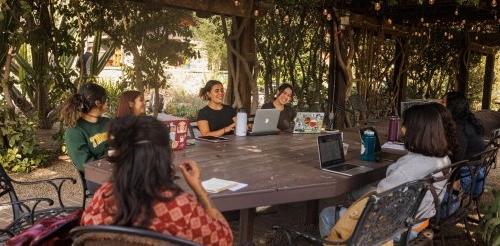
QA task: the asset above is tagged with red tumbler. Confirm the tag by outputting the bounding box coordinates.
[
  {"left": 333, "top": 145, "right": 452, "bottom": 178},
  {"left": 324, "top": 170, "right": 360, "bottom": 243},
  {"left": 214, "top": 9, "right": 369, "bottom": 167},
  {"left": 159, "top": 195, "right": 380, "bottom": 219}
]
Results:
[{"left": 388, "top": 116, "right": 400, "bottom": 142}]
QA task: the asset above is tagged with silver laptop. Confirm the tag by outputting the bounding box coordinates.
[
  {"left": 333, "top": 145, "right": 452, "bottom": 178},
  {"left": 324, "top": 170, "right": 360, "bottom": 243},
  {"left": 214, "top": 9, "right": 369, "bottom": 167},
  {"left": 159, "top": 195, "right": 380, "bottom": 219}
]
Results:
[
  {"left": 293, "top": 112, "right": 324, "bottom": 133},
  {"left": 317, "top": 133, "right": 373, "bottom": 176},
  {"left": 248, "top": 109, "right": 280, "bottom": 136}
]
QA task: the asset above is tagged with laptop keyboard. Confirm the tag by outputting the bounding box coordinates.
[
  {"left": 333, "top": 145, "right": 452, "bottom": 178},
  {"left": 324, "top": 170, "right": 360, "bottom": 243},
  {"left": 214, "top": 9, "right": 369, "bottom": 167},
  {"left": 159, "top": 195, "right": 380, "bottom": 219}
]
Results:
[{"left": 327, "top": 164, "right": 359, "bottom": 172}]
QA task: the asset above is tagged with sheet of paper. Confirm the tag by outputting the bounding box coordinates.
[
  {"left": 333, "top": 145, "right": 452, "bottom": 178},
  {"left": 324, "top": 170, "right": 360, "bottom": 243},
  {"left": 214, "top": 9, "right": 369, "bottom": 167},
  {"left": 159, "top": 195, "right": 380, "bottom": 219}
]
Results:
[
  {"left": 228, "top": 182, "right": 248, "bottom": 191},
  {"left": 202, "top": 178, "right": 241, "bottom": 193},
  {"left": 382, "top": 142, "right": 406, "bottom": 151}
]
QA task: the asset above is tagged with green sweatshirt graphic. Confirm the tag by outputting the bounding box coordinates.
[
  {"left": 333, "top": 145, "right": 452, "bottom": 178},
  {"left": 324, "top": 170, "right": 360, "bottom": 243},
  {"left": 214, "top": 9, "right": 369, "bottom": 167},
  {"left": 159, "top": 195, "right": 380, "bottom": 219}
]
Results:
[{"left": 64, "top": 117, "right": 110, "bottom": 171}]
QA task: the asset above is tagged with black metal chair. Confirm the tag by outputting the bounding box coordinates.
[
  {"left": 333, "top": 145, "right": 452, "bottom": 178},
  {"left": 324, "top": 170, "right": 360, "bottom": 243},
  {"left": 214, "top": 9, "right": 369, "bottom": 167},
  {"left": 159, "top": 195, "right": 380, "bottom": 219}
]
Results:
[
  {"left": 0, "top": 163, "right": 80, "bottom": 241},
  {"left": 430, "top": 139, "right": 499, "bottom": 245},
  {"left": 272, "top": 179, "right": 430, "bottom": 246},
  {"left": 70, "top": 225, "right": 200, "bottom": 246}
]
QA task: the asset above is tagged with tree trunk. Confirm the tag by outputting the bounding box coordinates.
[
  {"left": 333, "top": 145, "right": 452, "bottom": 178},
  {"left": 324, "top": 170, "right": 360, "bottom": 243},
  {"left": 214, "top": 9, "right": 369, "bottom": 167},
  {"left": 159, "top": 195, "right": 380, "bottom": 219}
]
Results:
[{"left": 1, "top": 46, "right": 15, "bottom": 119}]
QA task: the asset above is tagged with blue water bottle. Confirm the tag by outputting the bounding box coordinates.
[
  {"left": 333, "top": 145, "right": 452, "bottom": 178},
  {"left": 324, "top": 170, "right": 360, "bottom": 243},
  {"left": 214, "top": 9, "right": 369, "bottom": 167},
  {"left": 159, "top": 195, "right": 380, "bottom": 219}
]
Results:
[{"left": 360, "top": 130, "right": 376, "bottom": 161}]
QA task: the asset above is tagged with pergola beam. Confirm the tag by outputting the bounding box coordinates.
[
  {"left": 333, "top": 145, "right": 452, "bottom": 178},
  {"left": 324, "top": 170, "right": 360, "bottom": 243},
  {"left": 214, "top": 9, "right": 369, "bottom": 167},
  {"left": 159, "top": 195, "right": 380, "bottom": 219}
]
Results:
[
  {"left": 482, "top": 53, "right": 496, "bottom": 109},
  {"left": 133, "top": 0, "right": 252, "bottom": 17}
]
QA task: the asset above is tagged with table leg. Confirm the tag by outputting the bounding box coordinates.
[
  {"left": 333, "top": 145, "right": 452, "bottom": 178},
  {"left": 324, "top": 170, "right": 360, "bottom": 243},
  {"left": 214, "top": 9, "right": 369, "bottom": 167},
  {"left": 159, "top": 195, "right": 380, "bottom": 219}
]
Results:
[
  {"left": 239, "top": 208, "right": 256, "bottom": 245},
  {"left": 306, "top": 200, "right": 319, "bottom": 225}
]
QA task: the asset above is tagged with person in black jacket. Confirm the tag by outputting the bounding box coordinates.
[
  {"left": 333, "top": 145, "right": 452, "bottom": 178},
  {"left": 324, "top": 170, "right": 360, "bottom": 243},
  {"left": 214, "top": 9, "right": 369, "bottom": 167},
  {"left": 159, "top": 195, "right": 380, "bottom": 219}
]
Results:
[{"left": 445, "top": 92, "right": 485, "bottom": 161}]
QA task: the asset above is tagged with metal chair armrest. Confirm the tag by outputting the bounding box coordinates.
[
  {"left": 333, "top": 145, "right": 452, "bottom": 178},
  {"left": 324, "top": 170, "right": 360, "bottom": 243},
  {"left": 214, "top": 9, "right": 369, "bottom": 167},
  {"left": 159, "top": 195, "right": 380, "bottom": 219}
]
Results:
[{"left": 11, "top": 177, "right": 77, "bottom": 208}]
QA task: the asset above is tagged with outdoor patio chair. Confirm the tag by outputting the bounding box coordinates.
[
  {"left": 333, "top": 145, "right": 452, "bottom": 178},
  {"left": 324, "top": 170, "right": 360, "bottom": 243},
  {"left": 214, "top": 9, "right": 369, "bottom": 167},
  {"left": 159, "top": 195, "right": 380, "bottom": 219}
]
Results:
[
  {"left": 430, "top": 141, "right": 499, "bottom": 245},
  {"left": 0, "top": 163, "right": 80, "bottom": 241},
  {"left": 70, "top": 225, "right": 200, "bottom": 246},
  {"left": 272, "top": 179, "right": 430, "bottom": 246}
]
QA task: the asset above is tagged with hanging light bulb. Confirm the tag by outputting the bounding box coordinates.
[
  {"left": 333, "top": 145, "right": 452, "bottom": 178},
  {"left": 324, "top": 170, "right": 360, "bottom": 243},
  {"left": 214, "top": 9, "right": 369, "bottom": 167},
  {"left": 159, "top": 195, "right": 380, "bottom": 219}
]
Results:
[
  {"left": 392, "top": 26, "right": 396, "bottom": 30},
  {"left": 444, "top": 31, "right": 448, "bottom": 37},
  {"left": 234, "top": 0, "right": 240, "bottom": 6},
  {"left": 275, "top": 8, "right": 279, "bottom": 15},
  {"left": 461, "top": 19, "right": 466, "bottom": 25},
  {"left": 449, "top": 34, "right": 453, "bottom": 39},
  {"left": 387, "top": 18, "right": 392, "bottom": 25},
  {"left": 254, "top": 9, "right": 259, "bottom": 16},
  {"left": 429, "top": 0, "right": 435, "bottom": 4},
  {"left": 492, "top": 0, "right": 497, "bottom": 7},
  {"left": 374, "top": 1, "right": 381, "bottom": 11},
  {"left": 420, "top": 17, "right": 424, "bottom": 22},
  {"left": 454, "top": 8, "right": 459, "bottom": 16},
  {"left": 323, "top": 9, "right": 328, "bottom": 16},
  {"left": 327, "top": 13, "right": 332, "bottom": 21},
  {"left": 284, "top": 15, "right": 289, "bottom": 23},
  {"left": 475, "top": 36, "right": 479, "bottom": 40}
]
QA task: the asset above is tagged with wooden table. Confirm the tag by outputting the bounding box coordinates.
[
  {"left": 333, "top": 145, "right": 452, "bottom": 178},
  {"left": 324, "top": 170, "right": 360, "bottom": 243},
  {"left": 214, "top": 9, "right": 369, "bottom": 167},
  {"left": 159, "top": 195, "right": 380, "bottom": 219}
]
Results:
[{"left": 85, "top": 122, "right": 399, "bottom": 244}]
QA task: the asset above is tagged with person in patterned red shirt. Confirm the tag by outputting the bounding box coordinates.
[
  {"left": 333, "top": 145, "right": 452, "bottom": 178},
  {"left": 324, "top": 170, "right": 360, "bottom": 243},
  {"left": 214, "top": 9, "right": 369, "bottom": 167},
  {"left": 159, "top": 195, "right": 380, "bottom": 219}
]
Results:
[{"left": 81, "top": 116, "right": 233, "bottom": 245}]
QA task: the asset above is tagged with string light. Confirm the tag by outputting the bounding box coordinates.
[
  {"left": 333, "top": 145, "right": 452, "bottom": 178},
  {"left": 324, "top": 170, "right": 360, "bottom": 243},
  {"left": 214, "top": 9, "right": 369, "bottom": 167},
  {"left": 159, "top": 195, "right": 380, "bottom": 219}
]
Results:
[
  {"left": 429, "top": 0, "right": 435, "bottom": 4},
  {"left": 475, "top": 36, "right": 479, "bottom": 40},
  {"left": 374, "top": 1, "right": 381, "bottom": 11},
  {"left": 275, "top": 8, "right": 279, "bottom": 15},
  {"left": 234, "top": 0, "right": 240, "bottom": 6},
  {"left": 284, "top": 15, "right": 289, "bottom": 23},
  {"left": 454, "top": 8, "right": 459, "bottom": 16},
  {"left": 323, "top": 9, "right": 328, "bottom": 16},
  {"left": 327, "top": 13, "right": 332, "bottom": 21},
  {"left": 254, "top": 10, "right": 259, "bottom": 16},
  {"left": 492, "top": 0, "right": 497, "bottom": 7},
  {"left": 420, "top": 17, "right": 424, "bottom": 22},
  {"left": 387, "top": 18, "right": 392, "bottom": 25}
]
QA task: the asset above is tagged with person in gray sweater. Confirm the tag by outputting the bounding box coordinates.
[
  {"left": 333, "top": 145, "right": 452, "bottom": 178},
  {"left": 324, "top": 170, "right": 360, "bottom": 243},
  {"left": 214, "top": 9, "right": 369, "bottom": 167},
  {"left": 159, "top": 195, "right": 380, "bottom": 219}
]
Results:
[{"left": 320, "top": 104, "right": 451, "bottom": 239}]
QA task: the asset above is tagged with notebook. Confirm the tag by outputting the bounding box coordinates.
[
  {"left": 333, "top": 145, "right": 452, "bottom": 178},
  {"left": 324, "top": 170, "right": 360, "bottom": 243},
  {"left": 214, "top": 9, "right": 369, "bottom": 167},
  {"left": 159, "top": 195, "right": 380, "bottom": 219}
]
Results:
[
  {"left": 293, "top": 112, "right": 324, "bottom": 134},
  {"left": 202, "top": 178, "right": 248, "bottom": 193}
]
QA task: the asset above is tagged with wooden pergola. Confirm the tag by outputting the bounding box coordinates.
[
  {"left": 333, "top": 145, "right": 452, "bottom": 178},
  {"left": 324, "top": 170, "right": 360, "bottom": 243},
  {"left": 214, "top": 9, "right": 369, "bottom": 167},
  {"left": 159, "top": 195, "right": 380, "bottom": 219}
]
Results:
[{"left": 135, "top": 0, "right": 499, "bottom": 125}]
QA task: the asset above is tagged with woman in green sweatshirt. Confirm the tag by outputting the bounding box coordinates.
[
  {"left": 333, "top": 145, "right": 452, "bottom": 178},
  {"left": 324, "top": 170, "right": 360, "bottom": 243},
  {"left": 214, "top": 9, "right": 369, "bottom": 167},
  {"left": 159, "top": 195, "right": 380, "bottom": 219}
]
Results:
[{"left": 61, "top": 83, "right": 109, "bottom": 173}]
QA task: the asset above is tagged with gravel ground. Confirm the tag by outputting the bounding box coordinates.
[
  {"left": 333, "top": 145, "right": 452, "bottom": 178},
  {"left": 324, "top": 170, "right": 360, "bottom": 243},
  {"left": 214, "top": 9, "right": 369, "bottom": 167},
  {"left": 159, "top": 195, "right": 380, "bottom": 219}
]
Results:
[{"left": 1, "top": 128, "right": 499, "bottom": 245}]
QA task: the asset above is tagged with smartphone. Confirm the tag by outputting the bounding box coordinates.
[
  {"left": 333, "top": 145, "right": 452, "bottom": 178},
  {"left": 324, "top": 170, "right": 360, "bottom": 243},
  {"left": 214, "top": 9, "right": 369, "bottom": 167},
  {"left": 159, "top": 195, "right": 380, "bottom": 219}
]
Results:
[{"left": 195, "top": 136, "right": 229, "bottom": 143}]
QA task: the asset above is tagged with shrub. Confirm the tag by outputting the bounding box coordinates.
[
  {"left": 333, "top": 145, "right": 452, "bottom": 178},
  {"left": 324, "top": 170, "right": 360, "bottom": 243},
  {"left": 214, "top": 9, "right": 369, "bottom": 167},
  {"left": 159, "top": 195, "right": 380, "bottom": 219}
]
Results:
[
  {"left": 164, "top": 88, "right": 206, "bottom": 121},
  {"left": 0, "top": 106, "right": 49, "bottom": 173},
  {"left": 95, "top": 79, "right": 128, "bottom": 117},
  {"left": 483, "top": 189, "right": 500, "bottom": 246}
]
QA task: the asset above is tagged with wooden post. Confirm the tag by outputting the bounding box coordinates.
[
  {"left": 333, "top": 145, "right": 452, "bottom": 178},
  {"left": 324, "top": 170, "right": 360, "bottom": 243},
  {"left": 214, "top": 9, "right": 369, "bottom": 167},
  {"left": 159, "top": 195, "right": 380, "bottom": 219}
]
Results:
[
  {"left": 456, "top": 34, "right": 471, "bottom": 94},
  {"left": 334, "top": 58, "right": 347, "bottom": 129},
  {"left": 224, "top": 17, "right": 256, "bottom": 111},
  {"left": 482, "top": 53, "right": 495, "bottom": 110},
  {"left": 326, "top": 20, "right": 336, "bottom": 130},
  {"left": 392, "top": 38, "right": 408, "bottom": 116}
]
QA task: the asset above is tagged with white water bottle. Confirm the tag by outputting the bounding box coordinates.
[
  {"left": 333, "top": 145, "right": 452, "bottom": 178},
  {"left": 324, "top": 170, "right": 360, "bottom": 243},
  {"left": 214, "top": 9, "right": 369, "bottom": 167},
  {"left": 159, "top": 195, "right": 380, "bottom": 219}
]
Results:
[{"left": 235, "top": 108, "right": 247, "bottom": 136}]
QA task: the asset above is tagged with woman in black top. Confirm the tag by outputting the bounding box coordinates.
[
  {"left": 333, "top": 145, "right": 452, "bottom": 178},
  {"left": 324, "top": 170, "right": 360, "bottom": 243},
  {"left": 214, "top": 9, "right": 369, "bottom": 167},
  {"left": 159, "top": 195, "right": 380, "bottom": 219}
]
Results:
[
  {"left": 261, "top": 83, "right": 296, "bottom": 131},
  {"left": 445, "top": 92, "right": 485, "bottom": 161},
  {"left": 197, "top": 80, "right": 236, "bottom": 137}
]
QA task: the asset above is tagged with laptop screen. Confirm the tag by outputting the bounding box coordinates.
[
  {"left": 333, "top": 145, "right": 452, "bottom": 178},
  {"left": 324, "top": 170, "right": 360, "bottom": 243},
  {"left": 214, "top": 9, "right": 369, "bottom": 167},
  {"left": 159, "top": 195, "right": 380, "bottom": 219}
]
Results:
[{"left": 317, "top": 134, "right": 345, "bottom": 168}]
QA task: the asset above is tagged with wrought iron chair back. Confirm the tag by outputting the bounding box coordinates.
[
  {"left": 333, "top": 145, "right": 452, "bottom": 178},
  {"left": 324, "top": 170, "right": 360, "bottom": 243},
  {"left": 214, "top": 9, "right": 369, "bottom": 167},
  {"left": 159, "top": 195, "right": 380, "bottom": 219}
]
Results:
[
  {"left": 70, "top": 225, "right": 200, "bottom": 246},
  {"left": 348, "top": 179, "right": 429, "bottom": 246},
  {"left": 272, "top": 179, "right": 429, "bottom": 246},
  {"left": 0, "top": 164, "right": 24, "bottom": 221},
  {"left": 0, "top": 163, "right": 79, "bottom": 241}
]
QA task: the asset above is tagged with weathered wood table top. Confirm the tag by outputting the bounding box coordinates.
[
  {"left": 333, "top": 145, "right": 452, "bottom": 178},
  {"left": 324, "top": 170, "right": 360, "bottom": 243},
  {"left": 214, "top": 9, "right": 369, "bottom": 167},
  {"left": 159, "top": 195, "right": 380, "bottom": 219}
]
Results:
[{"left": 85, "top": 122, "right": 399, "bottom": 212}]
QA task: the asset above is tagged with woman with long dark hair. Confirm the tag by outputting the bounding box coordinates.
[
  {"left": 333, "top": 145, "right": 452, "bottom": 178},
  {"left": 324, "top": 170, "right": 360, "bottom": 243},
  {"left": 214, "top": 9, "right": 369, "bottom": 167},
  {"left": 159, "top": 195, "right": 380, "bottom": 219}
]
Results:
[
  {"left": 81, "top": 116, "right": 233, "bottom": 245},
  {"left": 116, "top": 90, "right": 145, "bottom": 118},
  {"left": 445, "top": 92, "right": 485, "bottom": 161},
  {"left": 428, "top": 102, "right": 460, "bottom": 162},
  {"left": 261, "top": 83, "right": 296, "bottom": 131},
  {"left": 319, "top": 104, "right": 451, "bottom": 240},
  {"left": 61, "top": 83, "right": 109, "bottom": 172},
  {"left": 197, "top": 80, "right": 236, "bottom": 137}
]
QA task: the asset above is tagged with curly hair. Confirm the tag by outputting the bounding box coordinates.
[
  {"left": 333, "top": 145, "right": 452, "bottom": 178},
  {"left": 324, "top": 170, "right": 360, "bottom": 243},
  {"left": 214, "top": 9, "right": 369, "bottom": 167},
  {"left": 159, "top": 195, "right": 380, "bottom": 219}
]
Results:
[
  {"left": 428, "top": 103, "right": 461, "bottom": 161},
  {"left": 446, "top": 92, "right": 484, "bottom": 135},
  {"left": 107, "top": 116, "right": 181, "bottom": 227}
]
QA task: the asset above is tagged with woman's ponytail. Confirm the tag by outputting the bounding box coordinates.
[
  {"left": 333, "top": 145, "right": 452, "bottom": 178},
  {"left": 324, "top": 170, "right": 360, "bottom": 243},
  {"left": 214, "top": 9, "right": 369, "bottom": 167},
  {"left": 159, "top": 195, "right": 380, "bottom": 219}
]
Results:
[
  {"left": 60, "top": 83, "right": 107, "bottom": 127},
  {"left": 199, "top": 80, "right": 222, "bottom": 101}
]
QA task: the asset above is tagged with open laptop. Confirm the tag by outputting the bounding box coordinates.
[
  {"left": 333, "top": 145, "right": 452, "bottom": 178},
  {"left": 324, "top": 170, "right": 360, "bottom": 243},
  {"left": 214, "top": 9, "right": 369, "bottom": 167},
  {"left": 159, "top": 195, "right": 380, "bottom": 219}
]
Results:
[
  {"left": 293, "top": 112, "right": 325, "bottom": 133},
  {"left": 359, "top": 127, "right": 403, "bottom": 162},
  {"left": 248, "top": 109, "right": 280, "bottom": 136},
  {"left": 317, "top": 133, "right": 373, "bottom": 176}
]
